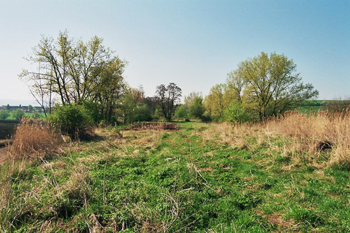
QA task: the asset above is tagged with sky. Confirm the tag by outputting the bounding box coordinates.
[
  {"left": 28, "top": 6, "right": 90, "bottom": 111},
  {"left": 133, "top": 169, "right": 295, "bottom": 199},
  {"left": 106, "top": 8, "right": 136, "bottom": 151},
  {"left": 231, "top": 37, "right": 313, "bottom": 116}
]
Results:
[{"left": 0, "top": 0, "right": 349, "bottom": 106}]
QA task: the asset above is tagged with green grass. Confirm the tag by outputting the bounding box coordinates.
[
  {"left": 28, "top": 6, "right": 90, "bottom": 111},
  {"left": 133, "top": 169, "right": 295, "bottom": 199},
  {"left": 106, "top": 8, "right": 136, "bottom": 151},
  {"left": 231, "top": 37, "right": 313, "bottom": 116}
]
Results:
[{"left": 1, "top": 122, "right": 350, "bottom": 232}]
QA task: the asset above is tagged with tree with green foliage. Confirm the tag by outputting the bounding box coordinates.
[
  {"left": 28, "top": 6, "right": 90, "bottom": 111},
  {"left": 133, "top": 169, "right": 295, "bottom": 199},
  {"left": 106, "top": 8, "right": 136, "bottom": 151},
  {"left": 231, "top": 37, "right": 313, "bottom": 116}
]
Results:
[
  {"left": 189, "top": 96, "right": 205, "bottom": 119},
  {"left": 175, "top": 105, "right": 188, "bottom": 119},
  {"left": 28, "top": 105, "right": 34, "bottom": 112},
  {"left": 155, "top": 83, "right": 182, "bottom": 122},
  {"left": 224, "top": 102, "right": 251, "bottom": 124},
  {"left": 0, "top": 110, "right": 10, "bottom": 120},
  {"left": 12, "top": 109, "right": 25, "bottom": 120},
  {"left": 204, "top": 84, "right": 231, "bottom": 120},
  {"left": 20, "top": 31, "right": 127, "bottom": 123},
  {"left": 237, "top": 52, "right": 319, "bottom": 120}
]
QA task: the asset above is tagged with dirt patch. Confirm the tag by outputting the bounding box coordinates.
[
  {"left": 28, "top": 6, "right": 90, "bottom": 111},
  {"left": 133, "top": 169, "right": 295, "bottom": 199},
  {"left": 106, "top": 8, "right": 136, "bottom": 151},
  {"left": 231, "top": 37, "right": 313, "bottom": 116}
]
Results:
[{"left": 122, "top": 123, "right": 178, "bottom": 131}]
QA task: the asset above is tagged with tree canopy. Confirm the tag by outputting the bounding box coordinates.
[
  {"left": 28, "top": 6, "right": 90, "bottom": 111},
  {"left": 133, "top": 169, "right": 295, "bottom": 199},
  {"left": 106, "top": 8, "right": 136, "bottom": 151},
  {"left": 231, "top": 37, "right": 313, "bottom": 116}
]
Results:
[
  {"left": 155, "top": 83, "right": 182, "bottom": 122},
  {"left": 206, "top": 52, "right": 319, "bottom": 121},
  {"left": 20, "top": 31, "right": 127, "bottom": 122}
]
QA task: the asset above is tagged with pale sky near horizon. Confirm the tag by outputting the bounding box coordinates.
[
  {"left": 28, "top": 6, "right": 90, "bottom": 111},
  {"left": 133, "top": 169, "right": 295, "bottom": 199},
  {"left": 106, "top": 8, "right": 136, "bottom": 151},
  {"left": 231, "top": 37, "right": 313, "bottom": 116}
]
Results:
[{"left": 0, "top": 0, "right": 349, "bottom": 106}]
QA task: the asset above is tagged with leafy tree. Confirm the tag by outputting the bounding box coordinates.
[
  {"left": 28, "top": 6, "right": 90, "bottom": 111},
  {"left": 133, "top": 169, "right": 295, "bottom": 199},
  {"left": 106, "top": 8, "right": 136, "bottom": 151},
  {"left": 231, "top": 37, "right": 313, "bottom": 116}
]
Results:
[
  {"left": 184, "top": 92, "right": 202, "bottom": 108},
  {"left": 175, "top": 105, "right": 188, "bottom": 119},
  {"left": 224, "top": 102, "right": 251, "bottom": 124},
  {"left": 189, "top": 97, "right": 205, "bottom": 119},
  {"left": 12, "top": 109, "right": 25, "bottom": 120},
  {"left": 204, "top": 84, "right": 227, "bottom": 120},
  {"left": 28, "top": 105, "right": 34, "bottom": 112},
  {"left": 155, "top": 83, "right": 182, "bottom": 122},
  {"left": 134, "top": 104, "right": 153, "bottom": 122},
  {"left": 0, "top": 110, "right": 10, "bottom": 119},
  {"left": 238, "top": 52, "right": 318, "bottom": 120},
  {"left": 20, "top": 31, "right": 127, "bottom": 123}
]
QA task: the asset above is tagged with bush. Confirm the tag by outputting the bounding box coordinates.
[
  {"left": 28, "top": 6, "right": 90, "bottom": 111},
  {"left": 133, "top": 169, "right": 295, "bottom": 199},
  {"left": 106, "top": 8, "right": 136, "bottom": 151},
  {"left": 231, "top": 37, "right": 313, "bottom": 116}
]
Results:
[
  {"left": 11, "top": 109, "right": 25, "bottom": 120},
  {"left": 0, "top": 109, "right": 10, "bottom": 119},
  {"left": 189, "top": 97, "right": 205, "bottom": 119},
  {"left": 175, "top": 105, "right": 187, "bottom": 119},
  {"left": 49, "top": 104, "right": 94, "bottom": 140},
  {"left": 224, "top": 102, "right": 252, "bottom": 124},
  {"left": 134, "top": 104, "right": 153, "bottom": 122}
]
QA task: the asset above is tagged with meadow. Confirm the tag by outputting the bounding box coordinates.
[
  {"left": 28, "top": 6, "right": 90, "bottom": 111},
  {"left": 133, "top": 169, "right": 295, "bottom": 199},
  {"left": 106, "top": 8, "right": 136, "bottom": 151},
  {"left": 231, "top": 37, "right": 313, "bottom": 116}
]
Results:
[{"left": 1, "top": 110, "right": 350, "bottom": 232}]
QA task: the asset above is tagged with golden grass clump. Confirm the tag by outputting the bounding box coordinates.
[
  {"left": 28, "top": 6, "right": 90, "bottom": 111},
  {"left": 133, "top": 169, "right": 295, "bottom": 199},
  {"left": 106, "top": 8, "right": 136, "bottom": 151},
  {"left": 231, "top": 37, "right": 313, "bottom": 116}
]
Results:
[
  {"left": 266, "top": 109, "right": 350, "bottom": 167},
  {"left": 198, "top": 109, "right": 350, "bottom": 168},
  {"left": 9, "top": 116, "right": 62, "bottom": 159}
]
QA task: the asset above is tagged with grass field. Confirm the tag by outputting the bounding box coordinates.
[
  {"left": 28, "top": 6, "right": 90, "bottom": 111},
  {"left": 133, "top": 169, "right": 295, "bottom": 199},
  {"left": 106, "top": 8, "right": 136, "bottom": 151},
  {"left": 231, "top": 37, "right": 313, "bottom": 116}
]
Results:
[
  {"left": 5, "top": 112, "right": 46, "bottom": 120},
  {"left": 1, "top": 112, "right": 350, "bottom": 232}
]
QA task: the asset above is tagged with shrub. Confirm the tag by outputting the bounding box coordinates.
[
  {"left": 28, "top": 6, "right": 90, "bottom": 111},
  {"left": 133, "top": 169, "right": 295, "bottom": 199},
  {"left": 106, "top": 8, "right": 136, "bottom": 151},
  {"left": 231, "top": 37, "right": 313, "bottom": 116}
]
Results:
[
  {"left": 9, "top": 117, "right": 61, "bottom": 159},
  {"left": 189, "top": 97, "right": 205, "bottom": 119},
  {"left": 134, "top": 104, "right": 153, "bottom": 122},
  {"left": 49, "top": 104, "right": 94, "bottom": 140},
  {"left": 11, "top": 109, "right": 25, "bottom": 120},
  {"left": 0, "top": 109, "right": 10, "bottom": 119},
  {"left": 175, "top": 105, "right": 187, "bottom": 119},
  {"left": 224, "top": 102, "right": 252, "bottom": 124}
]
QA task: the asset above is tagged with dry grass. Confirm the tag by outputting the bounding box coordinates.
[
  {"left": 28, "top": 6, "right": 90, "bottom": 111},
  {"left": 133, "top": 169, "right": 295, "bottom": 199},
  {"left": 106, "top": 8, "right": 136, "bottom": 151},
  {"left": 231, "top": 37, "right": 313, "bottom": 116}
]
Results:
[
  {"left": 8, "top": 117, "right": 62, "bottom": 159},
  {"left": 199, "top": 109, "right": 350, "bottom": 168}
]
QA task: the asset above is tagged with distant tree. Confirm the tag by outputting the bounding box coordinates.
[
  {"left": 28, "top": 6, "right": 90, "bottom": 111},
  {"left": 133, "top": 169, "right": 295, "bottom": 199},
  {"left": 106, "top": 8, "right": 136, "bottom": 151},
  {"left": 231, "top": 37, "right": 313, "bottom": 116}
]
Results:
[
  {"left": 6, "top": 104, "right": 10, "bottom": 111},
  {"left": 19, "top": 31, "right": 127, "bottom": 123},
  {"left": 224, "top": 102, "right": 251, "bottom": 124},
  {"left": 12, "top": 109, "right": 25, "bottom": 120},
  {"left": 239, "top": 52, "right": 319, "bottom": 120},
  {"left": 155, "top": 83, "right": 182, "bottom": 122},
  {"left": 0, "top": 110, "right": 10, "bottom": 119},
  {"left": 184, "top": 92, "right": 202, "bottom": 108},
  {"left": 175, "top": 105, "right": 188, "bottom": 119},
  {"left": 189, "top": 96, "right": 205, "bottom": 119},
  {"left": 204, "top": 84, "right": 226, "bottom": 119},
  {"left": 28, "top": 105, "right": 34, "bottom": 112}
]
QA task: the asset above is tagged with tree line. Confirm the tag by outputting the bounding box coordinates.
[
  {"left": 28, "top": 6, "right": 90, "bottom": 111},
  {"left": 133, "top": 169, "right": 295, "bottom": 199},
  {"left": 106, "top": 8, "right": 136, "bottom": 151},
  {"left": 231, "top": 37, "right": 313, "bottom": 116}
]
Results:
[{"left": 20, "top": 32, "right": 320, "bottom": 136}]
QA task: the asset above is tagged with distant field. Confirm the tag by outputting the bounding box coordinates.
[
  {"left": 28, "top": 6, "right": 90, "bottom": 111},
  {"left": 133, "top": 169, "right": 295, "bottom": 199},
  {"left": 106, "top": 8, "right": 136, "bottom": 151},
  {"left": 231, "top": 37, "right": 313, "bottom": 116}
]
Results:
[{"left": 5, "top": 112, "right": 46, "bottom": 120}]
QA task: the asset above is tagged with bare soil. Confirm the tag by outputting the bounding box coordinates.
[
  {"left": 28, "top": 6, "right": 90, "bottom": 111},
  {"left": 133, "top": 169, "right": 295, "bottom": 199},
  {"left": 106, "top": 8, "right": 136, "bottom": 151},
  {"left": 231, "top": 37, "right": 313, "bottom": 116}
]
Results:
[{"left": 122, "top": 123, "right": 178, "bottom": 131}]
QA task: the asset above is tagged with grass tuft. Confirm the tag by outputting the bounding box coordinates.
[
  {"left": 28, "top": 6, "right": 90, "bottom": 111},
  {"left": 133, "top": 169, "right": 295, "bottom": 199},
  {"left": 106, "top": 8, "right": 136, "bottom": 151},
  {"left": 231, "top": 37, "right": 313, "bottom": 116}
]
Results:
[{"left": 8, "top": 116, "right": 62, "bottom": 159}]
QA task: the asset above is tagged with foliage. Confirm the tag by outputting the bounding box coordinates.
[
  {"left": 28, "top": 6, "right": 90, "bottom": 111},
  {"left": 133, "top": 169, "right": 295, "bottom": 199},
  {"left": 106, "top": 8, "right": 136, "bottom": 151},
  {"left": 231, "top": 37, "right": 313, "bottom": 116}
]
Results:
[
  {"left": 189, "top": 96, "right": 205, "bottom": 119},
  {"left": 184, "top": 91, "right": 202, "bottom": 108},
  {"left": 224, "top": 102, "right": 252, "bottom": 123},
  {"left": 133, "top": 104, "right": 153, "bottom": 122},
  {"left": 1, "top": 121, "right": 350, "bottom": 232},
  {"left": 19, "top": 31, "right": 127, "bottom": 123},
  {"left": 0, "top": 110, "right": 10, "bottom": 120},
  {"left": 11, "top": 109, "right": 25, "bottom": 120},
  {"left": 238, "top": 52, "right": 318, "bottom": 119},
  {"left": 155, "top": 83, "right": 182, "bottom": 122},
  {"left": 205, "top": 52, "right": 319, "bottom": 121},
  {"left": 49, "top": 104, "right": 94, "bottom": 140},
  {"left": 175, "top": 104, "right": 188, "bottom": 119}
]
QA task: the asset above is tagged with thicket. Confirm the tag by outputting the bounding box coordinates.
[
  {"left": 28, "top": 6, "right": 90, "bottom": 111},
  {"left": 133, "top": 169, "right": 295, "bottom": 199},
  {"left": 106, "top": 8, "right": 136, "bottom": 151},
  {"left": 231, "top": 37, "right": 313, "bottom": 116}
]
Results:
[{"left": 49, "top": 104, "right": 94, "bottom": 140}]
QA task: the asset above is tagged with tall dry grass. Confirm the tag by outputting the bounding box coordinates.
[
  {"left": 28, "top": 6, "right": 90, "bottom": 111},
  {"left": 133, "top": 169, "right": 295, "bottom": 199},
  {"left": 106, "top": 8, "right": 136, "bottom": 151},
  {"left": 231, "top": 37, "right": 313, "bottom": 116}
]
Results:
[
  {"left": 266, "top": 109, "right": 350, "bottom": 167},
  {"left": 199, "top": 109, "right": 350, "bottom": 168},
  {"left": 9, "top": 117, "right": 62, "bottom": 159}
]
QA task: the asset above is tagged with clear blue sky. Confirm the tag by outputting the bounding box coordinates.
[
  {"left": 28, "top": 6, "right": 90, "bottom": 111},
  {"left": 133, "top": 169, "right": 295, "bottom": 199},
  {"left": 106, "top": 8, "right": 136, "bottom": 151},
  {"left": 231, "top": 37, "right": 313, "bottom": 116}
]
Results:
[{"left": 0, "top": 0, "right": 349, "bottom": 105}]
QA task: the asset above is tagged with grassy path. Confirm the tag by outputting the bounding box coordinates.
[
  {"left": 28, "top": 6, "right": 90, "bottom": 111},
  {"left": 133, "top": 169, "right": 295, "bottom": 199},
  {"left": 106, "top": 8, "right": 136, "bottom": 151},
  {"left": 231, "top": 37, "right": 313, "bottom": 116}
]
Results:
[{"left": 1, "top": 122, "right": 350, "bottom": 232}]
